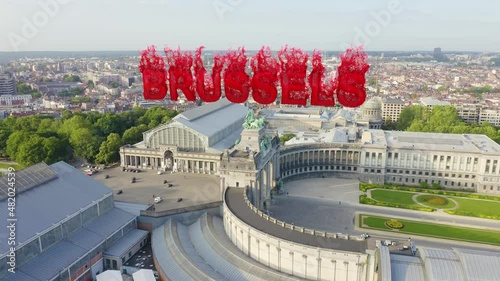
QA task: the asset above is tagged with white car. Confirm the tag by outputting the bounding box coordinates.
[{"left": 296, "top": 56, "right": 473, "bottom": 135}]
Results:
[{"left": 154, "top": 197, "right": 162, "bottom": 204}]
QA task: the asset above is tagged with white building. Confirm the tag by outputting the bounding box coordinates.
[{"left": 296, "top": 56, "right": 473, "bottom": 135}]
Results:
[
  {"left": 380, "top": 97, "right": 405, "bottom": 122},
  {"left": 0, "top": 94, "right": 31, "bottom": 107}
]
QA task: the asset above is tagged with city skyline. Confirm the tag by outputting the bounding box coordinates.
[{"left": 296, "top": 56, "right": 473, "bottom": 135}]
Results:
[{"left": 1, "top": 0, "right": 499, "bottom": 52}]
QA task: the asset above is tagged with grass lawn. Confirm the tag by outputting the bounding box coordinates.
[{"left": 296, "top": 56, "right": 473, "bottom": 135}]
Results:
[
  {"left": 416, "top": 195, "right": 457, "bottom": 209},
  {"left": 0, "top": 162, "right": 23, "bottom": 170},
  {"left": 360, "top": 214, "right": 500, "bottom": 246},
  {"left": 453, "top": 198, "right": 500, "bottom": 217},
  {"left": 370, "top": 189, "right": 418, "bottom": 206}
]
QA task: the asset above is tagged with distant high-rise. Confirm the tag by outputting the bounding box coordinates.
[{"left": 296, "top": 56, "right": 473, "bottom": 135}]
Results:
[
  {"left": 0, "top": 73, "right": 16, "bottom": 95},
  {"left": 433, "top": 47, "right": 444, "bottom": 60}
]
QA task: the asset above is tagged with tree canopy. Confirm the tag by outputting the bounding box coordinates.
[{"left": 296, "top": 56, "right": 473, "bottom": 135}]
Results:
[
  {"left": 0, "top": 106, "right": 180, "bottom": 167},
  {"left": 387, "top": 105, "right": 500, "bottom": 143}
]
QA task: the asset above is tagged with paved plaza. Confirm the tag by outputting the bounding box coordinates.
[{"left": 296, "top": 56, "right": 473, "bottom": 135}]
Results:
[
  {"left": 88, "top": 167, "right": 221, "bottom": 211},
  {"left": 269, "top": 177, "right": 363, "bottom": 234}
]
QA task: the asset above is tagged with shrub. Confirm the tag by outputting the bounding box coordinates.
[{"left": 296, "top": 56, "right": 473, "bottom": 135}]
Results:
[
  {"left": 385, "top": 219, "right": 404, "bottom": 229},
  {"left": 420, "top": 182, "right": 430, "bottom": 189},
  {"left": 359, "top": 194, "right": 435, "bottom": 212},
  {"left": 422, "top": 195, "right": 448, "bottom": 206},
  {"left": 444, "top": 210, "right": 500, "bottom": 220},
  {"left": 359, "top": 183, "right": 500, "bottom": 201}
]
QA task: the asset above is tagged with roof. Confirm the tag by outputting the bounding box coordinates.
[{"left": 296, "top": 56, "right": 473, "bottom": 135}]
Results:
[
  {"left": 0, "top": 207, "right": 136, "bottom": 281},
  {"left": 382, "top": 98, "right": 405, "bottom": 105},
  {"left": 115, "top": 201, "right": 149, "bottom": 216},
  {"left": 0, "top": 161, "right": 112, "bottom": 254},
  {"left": 420, "top": 97, "right": 451, "bottom": 106},
  {"left": 454, "top": 248, "right": 500, "bottom": 281},
  {"left": 385, "top": 131, "right": 500, "bottom": 153},
  {"left": 16, "top": 241, "right": 88, "bottom": 281},
  {"left": 105, "top": 229, "right": 148, "bottom": 258},
  {"left": 97, "top": 270, "right": 123, "bottom": 281},
  {"left": 83, "top": 207, "right": 136, "bottom": 237},
  {"left": 225, "top": 187, "right": 368, "bottom": 252},
  {"left": 173, "top": 100, "right": 247, "bottom": 138},
  {"left": 420, "top": 248, "right": 465, "bottom": 281},
  {"left": 0, "top": 162, "right": 57, "bottom": 200},
  {"left": 178, "top": 98, "right": 232, "bottom": 121},
  {"left": 377, "top": 243, "right": 392, "bottom": 281},
  {"left": 132, "top": 269, "right": 156, "bottom": 281},
  {"left": 390, "top": 254, "right": 425, "bottom": 281}
]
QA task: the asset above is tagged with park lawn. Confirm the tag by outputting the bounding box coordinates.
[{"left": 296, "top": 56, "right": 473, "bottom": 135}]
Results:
[
  {"left": 370, "top": 189, "right": 418, "bottom": 206},
  {"left": 0, "top": 162, "right": 23, "bottom": 170},
  {"left": 416, "top": 195, "right": 457, "bottom": 209},
  {"left": 360, "top": 214, "right": 500, "bottom": 246},
  {"left": 453, "top": 198, "right": 500, "bottom": 217}
]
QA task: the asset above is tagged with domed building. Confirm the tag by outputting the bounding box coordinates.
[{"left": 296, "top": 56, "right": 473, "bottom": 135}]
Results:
[{"left": 357, "top": 98, "right": 383, "bottom": 129}]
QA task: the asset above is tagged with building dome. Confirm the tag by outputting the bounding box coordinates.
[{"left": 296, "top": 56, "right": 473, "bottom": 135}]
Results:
[{"left": 360, "top": 99, "right": 383, "bottom": 129}]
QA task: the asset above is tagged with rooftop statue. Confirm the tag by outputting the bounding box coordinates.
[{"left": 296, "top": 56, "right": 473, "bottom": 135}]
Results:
[{"left": 243, "top": 110, "right": 265, "bottom": 129}]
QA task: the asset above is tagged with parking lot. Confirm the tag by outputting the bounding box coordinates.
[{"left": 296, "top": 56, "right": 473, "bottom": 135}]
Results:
[{"left": 87, "top": 166, "right": 221, "bottom": 211}]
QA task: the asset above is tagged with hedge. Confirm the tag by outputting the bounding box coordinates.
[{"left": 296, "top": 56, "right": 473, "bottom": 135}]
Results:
[
  {"left": 444, "top": 210, "right": 500, "bottom": 220},
  {"left": 359, "top": 183, "right": 500, "bottom": 201},
  {"left": 359, "top": 194, "right": 435, "bottom": 212}
]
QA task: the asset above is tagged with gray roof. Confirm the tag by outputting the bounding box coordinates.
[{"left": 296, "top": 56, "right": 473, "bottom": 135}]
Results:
[
  {"left": 173, "top": 100, "right": 247, "bottom": 138},
  {"left": 382, "top": 98, "right": 405, "bottom": 105},
  {"left": 152, "top": 223, "right": 195, "bottom": 281},
  {"left": 0, "top": 161, "right": 112, "bottom": 254},
  {"left": 0, "top": 271, "right": 39, "bottom": 281},
  {"left": 0, "top": 207, "right": 137, "bottom": 281},
  {"left": 390, "top": 254, "right": 425, "bottom": 281},
  {"left": 179, "top": 98, "right": 232, "bottom": 121},
  {"left": 18, "top": 241, "right": 87, "bottom": 281},
  {"left": 225, "top": 187, "right": 367, "bottom": 252},
  {"left": 105, "top": 229, "right": 148, "bottom": 258},
  {"left": 115, "top": 201, "right": 149, "bottom": 216},
  {"left": 377, "top": 243, "right": 392, "bottom": 281},
  {"left": 67, "top": 228, "right": 105, "bottom": 251},
  {"left": 454, "top": 248, "right": 500, "bottom": 281},
  {"left": 420, "top": 248, "right": 465, "bottom": 281},
  {"left": 0, "top": 162, "right": 57, "bottom": 200},
  {"left": 83, "top": 207, "right": 135, "bottom": 237}
]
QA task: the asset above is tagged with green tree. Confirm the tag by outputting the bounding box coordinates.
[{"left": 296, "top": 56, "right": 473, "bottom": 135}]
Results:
[
  {"left": 70, "top": 128, "right": 101, "bottom": 162},
  {"left": 58, "top": 115, "right": 92, "bottom": 137},
  {"left": 87, "top": 80, "right": 95, "bottom": 88},
  {"left": 122, "top": 124, "right": 149, "bottom": 145},
  {"left": 16, "top": 135, "right": 46, "bottom": 166},
  {"left": 61, "top": 109, "right": 73, "bottom": 120},
  {"left": 43, "top": 137, "right": 69, "bottom": 164},
  {"left": 95, "top": 113, "right": 125, "bottom": 136},
  {"left": 280, "top": 133, "right": 296, "bottom": 145},
  {"left": 95, "top": 133, "right": 122, "bottom": 164},
  {"left": 6, "top": 131, "right": 31, "bottom": 160},
  {"left": 0, "top": 127, "right": 12, "bottom": 158},
  {"left": 138, "top": 106, "right": 178, "bottom": 129},
  {"left": 119, "top": 107, "right": 147, "bottom": 128},
  {"left": 63, "top": 75, "right": 82, "bottom": 82}
]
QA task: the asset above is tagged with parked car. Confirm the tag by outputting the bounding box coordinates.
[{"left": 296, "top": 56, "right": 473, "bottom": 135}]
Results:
[
  {"left": 105, "top": 175, "right": 109, "bottom": 179},
  {"left": 177, "top": 198, "right": 183, "bottom": 202},
  {"left": 163, "top": 180, "right": 168, "bottom": 184},
  {"left": 154, "top": 197, "right": 162, "bottom": 204},
  {"left": 116, "top": 190, "right": 123, "bottom": 195},
  {"left": 168, "top": 184, "right": 173, "bottom": 187}
]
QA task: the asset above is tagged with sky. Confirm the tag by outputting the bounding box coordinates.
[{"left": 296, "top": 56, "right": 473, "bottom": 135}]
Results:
[{"left": 0, "top": 0, "right": 499, "bottom": 52}]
